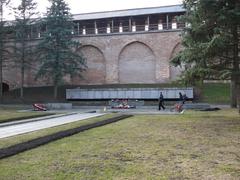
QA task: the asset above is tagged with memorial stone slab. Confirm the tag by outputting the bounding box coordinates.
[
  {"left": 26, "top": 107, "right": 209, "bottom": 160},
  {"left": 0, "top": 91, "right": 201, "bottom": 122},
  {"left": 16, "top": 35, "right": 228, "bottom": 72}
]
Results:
[
  {"left": 66, "top": 87, "right": 194, "bottom": 100},
  {"left": 95, "top": 91, "right": 100, "bottom": 99}
]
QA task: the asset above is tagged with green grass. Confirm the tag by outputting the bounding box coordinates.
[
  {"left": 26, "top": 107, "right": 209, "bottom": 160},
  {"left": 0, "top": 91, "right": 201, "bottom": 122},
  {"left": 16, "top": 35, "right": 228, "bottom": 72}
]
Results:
[
  {"left": 0, "top": 110, "right": 54, "bottom": 124},
  {"left": 0, "top": 110, "right": 239, "bottom": 179},
  {"left": 201, "top": 83, "right": 230, "bottom": 104}
]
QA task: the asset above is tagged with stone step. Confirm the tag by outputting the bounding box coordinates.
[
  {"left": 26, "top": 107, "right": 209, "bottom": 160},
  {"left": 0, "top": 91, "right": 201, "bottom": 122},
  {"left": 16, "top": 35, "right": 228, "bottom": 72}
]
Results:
[{"left": 183, "top": 103, "right": 210, "bottom": 109}]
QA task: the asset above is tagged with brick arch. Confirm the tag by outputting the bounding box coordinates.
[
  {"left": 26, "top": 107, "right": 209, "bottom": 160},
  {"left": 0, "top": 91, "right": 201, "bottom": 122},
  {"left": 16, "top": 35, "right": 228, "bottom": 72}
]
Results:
[
  {"left": 170, "top": 42, "right": 182, "bottom": 59},
  {"left": 2, "top": 79, "right": 14, "bottom": 90},
  {"left": 169, "top": 42, "right": 183, "bottom": 80},
  {"left": 118, "top": 41, "right": 156, "bottom": 83},
  {"left": 1, "top": 82, "right": 10, "bottom": 93},
  {"left": 74, "top": 45, "right": 106, "bottom": 84}
]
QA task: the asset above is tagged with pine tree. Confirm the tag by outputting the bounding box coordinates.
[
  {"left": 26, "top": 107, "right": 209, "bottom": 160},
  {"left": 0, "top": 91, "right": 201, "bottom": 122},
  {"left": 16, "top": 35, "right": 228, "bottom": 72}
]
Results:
[
  {"left": 172, "top": 0, "right": 240, "bottom": 109},
  {"left": 0, "top": 0, "right": 11, "bottom": 102},
  {"left": 36, "top": 0, "right": 85, "bottom": 99},
  {"left": 13, "top": 0, "right": 39, "bottom": 98}
]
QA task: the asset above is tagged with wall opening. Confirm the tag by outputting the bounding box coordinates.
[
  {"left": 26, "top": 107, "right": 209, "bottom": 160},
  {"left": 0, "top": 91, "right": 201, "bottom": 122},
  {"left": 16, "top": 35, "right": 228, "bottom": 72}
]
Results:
[
  {"left": 119, "top": 41, "right": 156, "bottom": 83},
  {"left": 169, "top": 43, "right": 183, "bottom": 80},
  {"left": 73, "top": 45, "right": 106, "bottom": 85},
  {"left": 2, "top": 83, "right": 9, "bottom": 93}
]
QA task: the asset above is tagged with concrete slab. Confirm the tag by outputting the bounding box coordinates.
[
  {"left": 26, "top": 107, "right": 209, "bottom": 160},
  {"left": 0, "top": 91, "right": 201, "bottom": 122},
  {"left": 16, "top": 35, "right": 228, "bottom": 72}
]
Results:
[
  {"left": 46, "top": 103, "right": 72, "bottom": 110},
  {"left": 107, "top": 108, "right": 182, "bottom": 115},
  {"left": 66, "top": 87, "right": 194, "bottom": 100},
  {"left": 0, "top": 113, "right": 78, "bottom": 128},
  {"left": 183, "top": 103, "right": 211, "bottom": 109},
  {"left": 0, "top": 113, "right": 104, "bottom": 139}
]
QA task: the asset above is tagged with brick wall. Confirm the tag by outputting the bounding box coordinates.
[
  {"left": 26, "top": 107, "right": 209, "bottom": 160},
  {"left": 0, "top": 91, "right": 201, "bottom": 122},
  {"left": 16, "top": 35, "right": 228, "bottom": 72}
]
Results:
[{"left": 3, "top": 31, "right": 183, "bottom": 89}]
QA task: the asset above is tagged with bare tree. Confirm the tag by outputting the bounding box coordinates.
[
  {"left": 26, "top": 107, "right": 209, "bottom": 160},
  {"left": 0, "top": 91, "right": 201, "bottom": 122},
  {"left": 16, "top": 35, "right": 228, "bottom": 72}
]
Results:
[{"left": 0, "top": 0, "right": 11, "bottom": 102}]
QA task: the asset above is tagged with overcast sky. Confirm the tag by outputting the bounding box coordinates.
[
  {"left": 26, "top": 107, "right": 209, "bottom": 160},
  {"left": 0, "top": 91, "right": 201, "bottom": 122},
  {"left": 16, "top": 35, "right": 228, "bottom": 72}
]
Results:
[{"left": 5, "top": 0, "right": 182, "bottom": 20}]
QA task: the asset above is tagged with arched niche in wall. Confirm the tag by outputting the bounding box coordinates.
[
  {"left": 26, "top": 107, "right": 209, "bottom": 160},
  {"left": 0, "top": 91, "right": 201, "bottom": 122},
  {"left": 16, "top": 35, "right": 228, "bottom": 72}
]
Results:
[
  {"left": 2, "top": 82, "right": 10, "bottom": 93},
  {"left": 76, "top": 45, "right": 106, "bottom": 84},
  {"left": 169, "top": 42, "right": 184, "bottom": 81},
  {"left": 118, "top": 41, "right": 156, "bottom": 84}
]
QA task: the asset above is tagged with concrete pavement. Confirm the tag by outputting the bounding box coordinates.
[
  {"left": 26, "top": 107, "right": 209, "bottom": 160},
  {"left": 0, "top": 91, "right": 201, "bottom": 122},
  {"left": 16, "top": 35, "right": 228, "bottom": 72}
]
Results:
[
  {"left": 0, "top": 113, "right": 78, "bottom": 128},
  {"left": 0, "top": 113, "right": 104, "bottom": 139}
]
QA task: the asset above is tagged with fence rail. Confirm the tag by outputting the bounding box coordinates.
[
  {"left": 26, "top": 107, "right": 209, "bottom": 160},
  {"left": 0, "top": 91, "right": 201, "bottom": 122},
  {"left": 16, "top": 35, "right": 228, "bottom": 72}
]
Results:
[{"left": 6, "top": 22, "right": 185, "bottom": 40}]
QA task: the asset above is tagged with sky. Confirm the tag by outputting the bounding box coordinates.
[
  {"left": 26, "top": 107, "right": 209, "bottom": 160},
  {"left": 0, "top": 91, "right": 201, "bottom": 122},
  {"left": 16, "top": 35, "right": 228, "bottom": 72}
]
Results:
[{"left": 4, "top": 0, "right": 182, "bottom": 20}]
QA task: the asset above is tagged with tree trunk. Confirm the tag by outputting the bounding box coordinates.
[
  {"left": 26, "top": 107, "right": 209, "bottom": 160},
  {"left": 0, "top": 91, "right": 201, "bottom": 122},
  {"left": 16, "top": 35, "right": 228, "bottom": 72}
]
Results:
[
  {"left": 238, "top": 83, "right": 240, "bottom": 114},
  {"left": 230, "top": 78, "right": 237, "bottom": 108},
  {"left": 0, "top": 57, "right": 2, "bottom": 103},
  {"left": 20, "top": 50, "right": 25, "bottom": 99},
  {"left": 54, "top": 84, "right": 58, "bottom": 100},
  {"left": 0, "top": 20, "right": 3, "bottom": 102},
  {"left": 231, "top": 24, "right": 239, "bottom": 108},
  {"left": 20, "top": 22, "right": 27, "bottom": 99},
  {"left": 20, "top": 65, "right": 24, "bottom": 99}
]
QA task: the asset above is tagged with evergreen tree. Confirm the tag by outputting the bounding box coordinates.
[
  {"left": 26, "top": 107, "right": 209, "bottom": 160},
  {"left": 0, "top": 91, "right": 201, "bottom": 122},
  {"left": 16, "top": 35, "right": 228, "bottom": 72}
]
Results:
[
  {"left": 36, "top": 0, "right": 85, "bottom": 99},
  {"left": 172, "top": 0, "right": 240, "bottom": 109},
  {"left": 0, "top": 0, "right": 11, "bottom": 101},
  {"left": 13, "top": 0, "right": 39, "bottom": 98}
]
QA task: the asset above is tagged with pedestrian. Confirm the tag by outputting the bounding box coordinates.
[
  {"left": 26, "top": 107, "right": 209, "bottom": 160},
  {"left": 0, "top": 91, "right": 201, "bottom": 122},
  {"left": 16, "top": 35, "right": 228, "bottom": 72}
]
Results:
[
  {"left": 177, "top": 92, "right": 184, "bottom": 111},
  {"left": 158, "top": 92, "right": 165, "bottom": 110},
  {"left": 182, "top": 93, "right": 188, "bottom": 104},
  {"left": 179, "top": 92, "right": 183, "bottom": 102}
]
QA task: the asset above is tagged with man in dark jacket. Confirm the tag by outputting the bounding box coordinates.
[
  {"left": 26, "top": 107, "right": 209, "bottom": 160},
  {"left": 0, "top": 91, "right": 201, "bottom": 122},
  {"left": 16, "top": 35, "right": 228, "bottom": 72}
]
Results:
[
  {"left": 179, "top": 92, "right": 183, "bottom": 102},
  {"left": 182, "top": 94, "right": 188, "bottom": 104},
  {"left": 158, "top": 92, "right": 165, "bottom": 110}
]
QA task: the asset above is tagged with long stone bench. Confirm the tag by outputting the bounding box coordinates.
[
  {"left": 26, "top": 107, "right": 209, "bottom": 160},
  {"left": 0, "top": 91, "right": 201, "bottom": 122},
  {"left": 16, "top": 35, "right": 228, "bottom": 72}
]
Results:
[{"left": 66, "top": 87, "right": 194, "bottom": 100}]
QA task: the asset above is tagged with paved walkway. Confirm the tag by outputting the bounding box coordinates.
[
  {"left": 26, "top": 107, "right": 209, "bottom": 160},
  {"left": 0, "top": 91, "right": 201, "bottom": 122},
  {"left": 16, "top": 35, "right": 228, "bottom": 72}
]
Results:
[
  {"left": 0, "top": 104, "right": 231, "bottom": 139},
  {"left": 0, "top": 113, "right": 104, "bottom": 139}
]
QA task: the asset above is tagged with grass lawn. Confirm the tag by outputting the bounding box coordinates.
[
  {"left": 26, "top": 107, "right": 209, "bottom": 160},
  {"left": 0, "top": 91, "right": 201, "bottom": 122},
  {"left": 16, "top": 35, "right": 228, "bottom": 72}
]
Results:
[
  {"left": 0, "top": 110, "right": 54, "bottom": 124},
  {"left": 0, "top": 109, "right": 239, "bottom": 179},
  {"left": 201, "top": 83, "right": 230, "bottom": 104}
]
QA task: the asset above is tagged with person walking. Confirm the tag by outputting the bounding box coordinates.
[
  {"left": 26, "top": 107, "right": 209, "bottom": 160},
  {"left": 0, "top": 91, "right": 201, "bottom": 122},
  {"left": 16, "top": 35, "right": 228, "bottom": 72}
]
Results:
[
  {"left": 179, "top": 92, "right": 183, "bottom": 102},
  {"left": 175, "top": 92, "right": 184, "bottom": 112},
  {"left": 182, "top": 94, "right": 188, "bottom": 104},
  {"left": 158, "top": 92, "right": 165, "bottom": 110}
]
